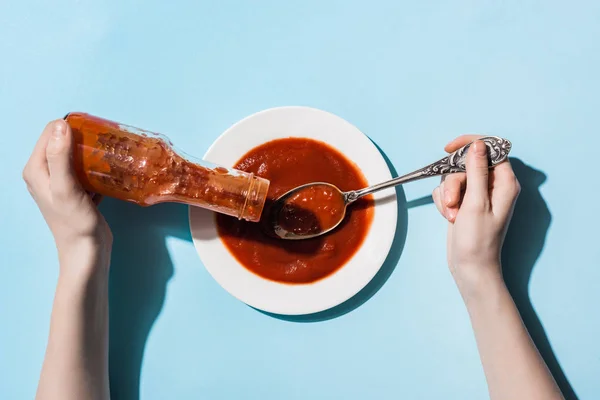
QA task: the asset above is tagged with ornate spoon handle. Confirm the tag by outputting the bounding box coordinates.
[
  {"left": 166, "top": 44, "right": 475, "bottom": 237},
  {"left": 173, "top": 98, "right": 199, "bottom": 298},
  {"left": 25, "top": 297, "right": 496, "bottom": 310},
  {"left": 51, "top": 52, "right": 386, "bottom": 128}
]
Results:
[{"left": 345, "top": 136, "right": 512, "bottom": 203}]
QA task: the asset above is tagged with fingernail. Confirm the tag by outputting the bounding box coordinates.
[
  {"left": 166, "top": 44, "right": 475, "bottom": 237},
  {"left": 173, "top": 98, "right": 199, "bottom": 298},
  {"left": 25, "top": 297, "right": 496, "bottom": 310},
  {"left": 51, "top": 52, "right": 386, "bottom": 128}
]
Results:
[
  {"left": 444, "top": 189, "right": 452, "bottom": 206},
  {"left": 448, "top": 208, "right": 457, "bottom": 221},
  {"left": 47, "top": 124, "right": 65, "bottom": 153},
  {"left": 52, "top": 121, "right": 66, "bottom": 138},
  {"left": 474, "top": 141, "right": 486, "bottom": 156}
]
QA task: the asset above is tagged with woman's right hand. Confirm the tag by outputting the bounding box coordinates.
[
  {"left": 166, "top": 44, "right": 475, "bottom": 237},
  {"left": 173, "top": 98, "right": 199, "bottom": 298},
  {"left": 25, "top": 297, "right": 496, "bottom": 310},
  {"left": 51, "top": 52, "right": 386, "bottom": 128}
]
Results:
[{"left": 432, "top": 135, "right": 520, "bottom": 297}]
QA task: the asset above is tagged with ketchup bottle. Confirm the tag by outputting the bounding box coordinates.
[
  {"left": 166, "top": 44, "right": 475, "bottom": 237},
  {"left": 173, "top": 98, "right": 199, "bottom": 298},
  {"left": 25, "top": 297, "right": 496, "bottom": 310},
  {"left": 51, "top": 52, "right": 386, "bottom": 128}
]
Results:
[{"left": 65, "top": 112, "right": 269, "bottom": 222}]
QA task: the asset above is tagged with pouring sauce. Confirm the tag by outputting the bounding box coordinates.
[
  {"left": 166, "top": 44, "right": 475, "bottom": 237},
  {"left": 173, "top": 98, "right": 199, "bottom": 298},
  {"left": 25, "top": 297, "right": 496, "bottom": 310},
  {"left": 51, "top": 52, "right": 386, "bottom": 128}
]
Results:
[
  {"left": 216, "top": 138, "right": 373, "bottom": 284},
  {"left": 65, "top": 112, "right": 268, "bottom": 221}
]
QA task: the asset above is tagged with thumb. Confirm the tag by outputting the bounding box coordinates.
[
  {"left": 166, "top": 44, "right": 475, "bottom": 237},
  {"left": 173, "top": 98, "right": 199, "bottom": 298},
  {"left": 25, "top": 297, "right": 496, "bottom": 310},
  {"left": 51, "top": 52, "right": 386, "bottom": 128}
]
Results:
[
  {"left": 45, "top": 120, "right": 79, "bottom": 200},
  {"left": 463, "top": 140, "right": 490, "bottom": 209}
]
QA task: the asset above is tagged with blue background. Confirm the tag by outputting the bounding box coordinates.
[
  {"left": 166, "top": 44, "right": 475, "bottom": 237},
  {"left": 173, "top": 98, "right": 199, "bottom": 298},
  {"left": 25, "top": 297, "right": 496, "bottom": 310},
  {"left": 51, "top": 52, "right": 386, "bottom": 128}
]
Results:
[{"left": 1, "top": 1, "right": 599, "bottom": 399}]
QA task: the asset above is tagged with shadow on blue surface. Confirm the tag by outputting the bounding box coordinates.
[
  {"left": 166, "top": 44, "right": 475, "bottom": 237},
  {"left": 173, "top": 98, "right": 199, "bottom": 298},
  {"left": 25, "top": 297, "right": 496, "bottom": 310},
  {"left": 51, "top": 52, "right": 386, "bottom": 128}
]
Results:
[
  {"left": 98, "top": 143, "right": 408, "bottom": 397},
  {"left": 262, "top": 156, "right": 579, "bottom": 399},
  {"left": 99, "top": 156, "right": 576, "bottom": 400},
  {"left": 391, "top": 158, "right": 577, "bottom": 399},
  {"left": 261, "top": 144, "right": 409, "bottom": 322},
  {"left": 502, "top": 158, "right": 578, "bottom": 400},
  {"left": 100, "top": 200, "right": 191, "bottom": 400}
]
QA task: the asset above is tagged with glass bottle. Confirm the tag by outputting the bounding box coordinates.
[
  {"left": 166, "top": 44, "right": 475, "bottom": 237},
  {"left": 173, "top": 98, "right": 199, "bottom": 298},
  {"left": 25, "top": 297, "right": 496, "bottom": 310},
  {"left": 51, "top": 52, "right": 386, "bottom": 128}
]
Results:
[{"left": 64, "top": 112, "right": 269, "bottom": 222}]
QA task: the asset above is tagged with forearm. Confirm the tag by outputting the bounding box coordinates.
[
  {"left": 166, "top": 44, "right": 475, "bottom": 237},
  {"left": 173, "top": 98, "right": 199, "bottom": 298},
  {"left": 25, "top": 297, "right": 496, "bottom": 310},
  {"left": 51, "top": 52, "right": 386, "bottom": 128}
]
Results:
[
  {"left": 460, "top": 268, "right": 563, "bottom": 400},
  {"left": 36, "top": 244, "right": 111, "bottom": 400}
]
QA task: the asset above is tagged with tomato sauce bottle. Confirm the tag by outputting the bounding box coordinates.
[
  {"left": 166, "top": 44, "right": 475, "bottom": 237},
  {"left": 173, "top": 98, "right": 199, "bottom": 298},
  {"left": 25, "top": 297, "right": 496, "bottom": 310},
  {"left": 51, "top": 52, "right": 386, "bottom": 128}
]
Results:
[{"left": 64, "top": 112, "right": 269, "bottom": 222}]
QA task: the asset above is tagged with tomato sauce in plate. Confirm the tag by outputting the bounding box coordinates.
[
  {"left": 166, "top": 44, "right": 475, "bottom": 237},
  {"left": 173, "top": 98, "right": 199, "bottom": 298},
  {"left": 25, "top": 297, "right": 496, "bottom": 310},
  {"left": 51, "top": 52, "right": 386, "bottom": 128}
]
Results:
[{"left": 216, "top": 138, "right": 374, "bottom": 284}]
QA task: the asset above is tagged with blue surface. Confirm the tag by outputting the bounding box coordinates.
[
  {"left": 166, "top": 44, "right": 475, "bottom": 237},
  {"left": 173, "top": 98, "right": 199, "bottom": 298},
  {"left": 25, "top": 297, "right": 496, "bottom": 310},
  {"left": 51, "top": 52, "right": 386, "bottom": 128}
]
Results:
[{"left": 1, "top": 1, "right": 599, "bottom": 399}]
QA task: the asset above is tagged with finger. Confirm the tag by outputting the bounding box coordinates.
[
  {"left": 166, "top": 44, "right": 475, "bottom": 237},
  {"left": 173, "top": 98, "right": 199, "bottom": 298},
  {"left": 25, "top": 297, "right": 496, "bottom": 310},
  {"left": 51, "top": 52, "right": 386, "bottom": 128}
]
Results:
[
  {"left": 443, "top": 173, "right": 465, "bottom": 208},
  {"left": 490, "top": 159, "right": 515, "bottom": 183},
  {"left": 438, "top": 180, "right": 455, "bottom": 222},
  {"left": 432, "top": 186, "right": 445, "bottom": 218},
  {"left": 446, "top": 206, "right": 458, "bottom": 223},
  {"left": 439, "top": 180, "right": 449, "bottom": 219},
  {"left": 23, "top": 121, "right": 58, "bottom": 187},
  {"left": 444, "top": 134, "right": 484, "bottom": 153},
  {"left": 45, "top": 120, "right": 81, "bottom": 202},
  {"left": 443, "top": 173, "right": 465, "bottom": 222},
  {"left": 463, "top": 140, "right": 490, "bottom": 210},
  {"left": 490, "top": 159, "right": 520, "bottom": 216}
]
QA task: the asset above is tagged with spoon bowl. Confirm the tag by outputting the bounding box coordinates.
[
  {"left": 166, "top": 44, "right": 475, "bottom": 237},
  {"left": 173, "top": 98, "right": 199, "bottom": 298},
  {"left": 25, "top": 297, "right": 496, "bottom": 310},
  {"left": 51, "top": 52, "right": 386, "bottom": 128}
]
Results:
[
  {"left": 270, "top": 182, "right": 348, "bottom": 240},
  {"left": 270, "top": 136, "right": 511, "bottom": 240}
]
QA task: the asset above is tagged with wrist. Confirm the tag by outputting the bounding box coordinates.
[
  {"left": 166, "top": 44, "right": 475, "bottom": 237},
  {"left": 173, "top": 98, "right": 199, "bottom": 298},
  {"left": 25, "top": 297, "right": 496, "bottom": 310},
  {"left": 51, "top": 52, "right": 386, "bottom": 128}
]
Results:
[
  {"left": 452, "top": 263, "right": 506, "bottom": 305},
  {"left": 56, "top": 237, "right": 112, "bottom": 283}
]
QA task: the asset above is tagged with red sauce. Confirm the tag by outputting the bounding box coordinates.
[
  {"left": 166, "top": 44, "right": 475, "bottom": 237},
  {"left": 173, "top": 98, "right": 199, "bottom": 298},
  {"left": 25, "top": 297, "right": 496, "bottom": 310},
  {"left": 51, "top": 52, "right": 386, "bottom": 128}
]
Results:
[
  {"left": 216, "top": 138, "right": 374, "bottom": 284},
  {"left": 277, "top": 184, "right": 347, "bottom": 236}
]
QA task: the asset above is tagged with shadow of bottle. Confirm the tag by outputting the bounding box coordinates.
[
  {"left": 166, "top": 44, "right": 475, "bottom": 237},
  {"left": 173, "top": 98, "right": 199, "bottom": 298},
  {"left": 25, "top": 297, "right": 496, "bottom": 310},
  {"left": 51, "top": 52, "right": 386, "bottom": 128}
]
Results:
[
  {"left": 263, "top": 144, "right": 408, "bottom": 322},
  {"left": 502, "top": 158, "right": 578, "bottom": 400},
  {"left": 99, "top": 199, "right": 191, "bottom": 400}
]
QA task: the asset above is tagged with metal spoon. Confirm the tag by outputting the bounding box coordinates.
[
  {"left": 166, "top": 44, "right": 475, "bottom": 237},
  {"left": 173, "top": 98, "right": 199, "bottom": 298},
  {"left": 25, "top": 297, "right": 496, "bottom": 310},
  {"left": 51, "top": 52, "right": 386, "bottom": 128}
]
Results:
[{"left": 270, "top": 136, "right": 512, "bottom": 240}]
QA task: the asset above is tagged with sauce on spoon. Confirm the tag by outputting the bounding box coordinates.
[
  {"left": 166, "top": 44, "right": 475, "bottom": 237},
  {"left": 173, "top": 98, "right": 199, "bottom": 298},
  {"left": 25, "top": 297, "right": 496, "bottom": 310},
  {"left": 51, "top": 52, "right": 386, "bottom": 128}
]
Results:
[{"left": 276, "top": 183, "right": 347, "bottom": 237}]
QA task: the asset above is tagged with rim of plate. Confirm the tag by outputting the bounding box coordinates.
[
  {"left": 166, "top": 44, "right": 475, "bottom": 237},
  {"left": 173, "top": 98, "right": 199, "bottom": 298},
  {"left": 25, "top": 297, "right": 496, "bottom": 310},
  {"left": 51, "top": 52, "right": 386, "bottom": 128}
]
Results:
[{"left": 189, "top": 106, "right": 397, "bottom": 315}]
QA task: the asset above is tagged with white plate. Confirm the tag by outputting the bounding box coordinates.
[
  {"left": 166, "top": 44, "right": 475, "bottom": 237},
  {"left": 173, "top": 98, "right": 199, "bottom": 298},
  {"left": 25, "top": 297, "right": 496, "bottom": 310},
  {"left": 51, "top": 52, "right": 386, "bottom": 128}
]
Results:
[{"left": 189, "top": 106, "right": 397, "bottom": 315}]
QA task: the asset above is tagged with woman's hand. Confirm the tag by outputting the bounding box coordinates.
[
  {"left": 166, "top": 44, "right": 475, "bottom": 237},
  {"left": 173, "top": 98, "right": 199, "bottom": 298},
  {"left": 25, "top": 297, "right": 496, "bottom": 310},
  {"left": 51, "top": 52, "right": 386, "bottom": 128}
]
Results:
[
  {"left": 432, "top": 135, "right": 520, "bottom": 297},
  {"left": 23, "top": 119, "right": 112, "bottom": 274},
  {"left": 433, "top": 135, "right": 564, "bottom": 400},
  {"left": 29, "top": 120, "right": 112, "bottom": 400}
]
